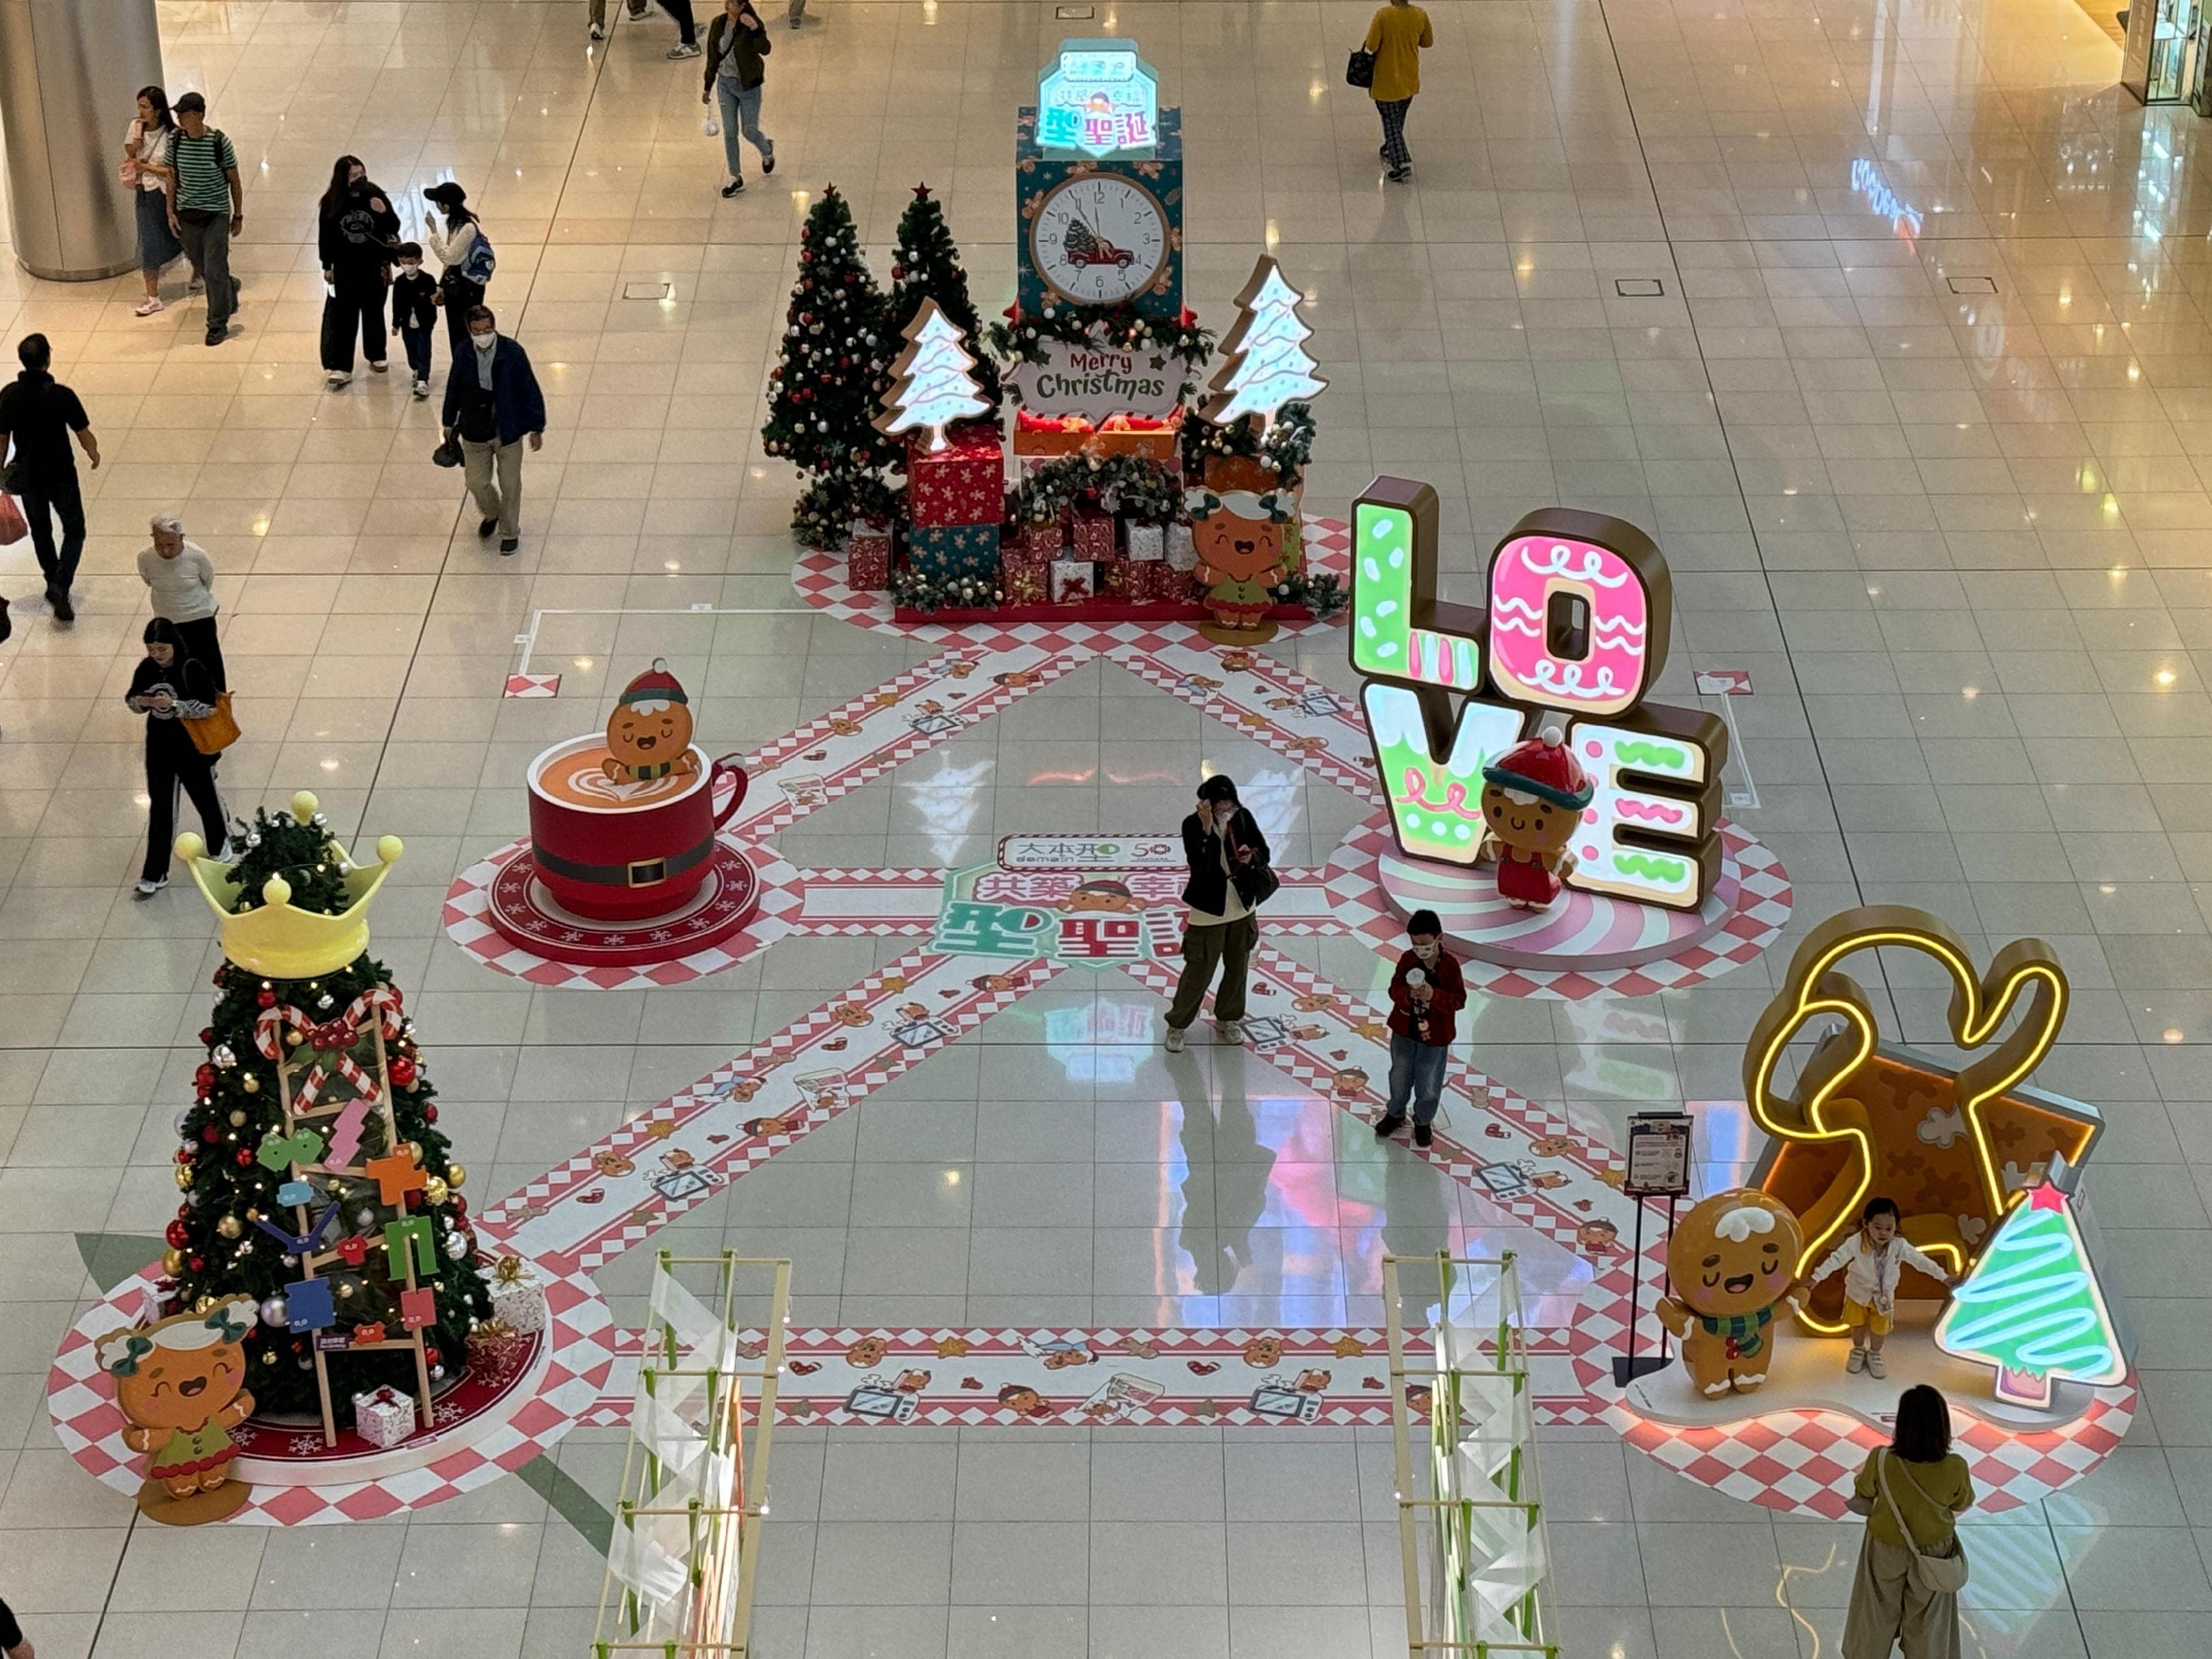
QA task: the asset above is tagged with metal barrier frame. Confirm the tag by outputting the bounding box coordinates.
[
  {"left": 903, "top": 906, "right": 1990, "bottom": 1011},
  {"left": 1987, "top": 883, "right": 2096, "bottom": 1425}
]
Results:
[
  {"left": 1383, "top": 1251, "right": 1558, "bottom": 1658},
  {"left": 593, "top": 1252, "right": 791, "bottom": 1658}
]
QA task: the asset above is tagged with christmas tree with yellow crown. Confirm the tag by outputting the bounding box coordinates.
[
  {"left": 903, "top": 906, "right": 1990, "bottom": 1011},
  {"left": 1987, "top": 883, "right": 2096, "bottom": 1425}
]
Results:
[{"left": 163, "top": 793, "right": 493, "bottom": 1426}]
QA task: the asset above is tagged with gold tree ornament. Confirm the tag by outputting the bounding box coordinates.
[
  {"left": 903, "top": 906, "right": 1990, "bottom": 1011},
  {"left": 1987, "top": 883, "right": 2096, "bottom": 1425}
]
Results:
[{"left": 1747, "top": 904, "right": 2102, "bottom": 1334}]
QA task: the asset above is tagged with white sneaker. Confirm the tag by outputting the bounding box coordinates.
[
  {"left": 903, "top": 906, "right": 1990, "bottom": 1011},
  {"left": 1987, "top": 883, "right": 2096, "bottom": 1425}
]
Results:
[
  {"left": 134, "top": 875, "right": 168, "bottom": 899},
  {"left": 1217, "top": 1020, "right": 1244, "bottom": 1045},
  {"left": 134, "top": 296, "right": 165, "bottom": 317},
  {"left": 1866, "top": 1352, "right": 1886, "bottom": 1379},
  {"left": 326, "top": 371, "right": 351, "bottom": 389},
  {"left": 667, "top": 40, "right": 701, "bottom": 58},
  {"left": 369, "top": 359, "right": 388, "bottom": 374},
  {"left": 1846, "top": 1347, "right": 1866, "bottom": 1374},
  {"left": 589, "top": 19, "right": 604, "bottom": 38},
  {"left": 1164, "top": 1026, "right": 1185, "bottom": 1053},
  {"left": 413, "top": 377, "right": 430, "bottom": 399}
]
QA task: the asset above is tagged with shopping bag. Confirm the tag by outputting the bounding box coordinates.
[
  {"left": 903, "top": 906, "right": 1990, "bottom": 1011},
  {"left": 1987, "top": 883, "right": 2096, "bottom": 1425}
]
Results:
[
  {"left": 0, "top": 492, "right": 25, "bottom": 546},
  {"left": 184, "top": 691, "right": 241, "bottom": 755},
  {"left": 1346, "top": 47, "right": 1376, "bottom": 88},
  {"left": 319, "top": 293, "right": 351, "bottom": 373}
]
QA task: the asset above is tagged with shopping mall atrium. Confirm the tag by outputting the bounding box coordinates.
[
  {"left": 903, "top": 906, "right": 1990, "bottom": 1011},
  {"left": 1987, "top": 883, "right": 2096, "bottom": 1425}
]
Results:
[{"left": 0, "top": 1, "right": 2208, "bottom": 1656}]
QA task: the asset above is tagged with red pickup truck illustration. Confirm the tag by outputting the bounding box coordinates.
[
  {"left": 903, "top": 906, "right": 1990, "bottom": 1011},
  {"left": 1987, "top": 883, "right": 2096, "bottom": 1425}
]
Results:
[{"left": 1062, "top": 217, "right": 1136, "bottom": 269}]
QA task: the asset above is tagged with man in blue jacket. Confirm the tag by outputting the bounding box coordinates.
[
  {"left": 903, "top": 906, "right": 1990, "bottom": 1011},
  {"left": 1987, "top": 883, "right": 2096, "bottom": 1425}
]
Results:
[{"left": 441, "top": 304, "right": 546, "bottom": 554}]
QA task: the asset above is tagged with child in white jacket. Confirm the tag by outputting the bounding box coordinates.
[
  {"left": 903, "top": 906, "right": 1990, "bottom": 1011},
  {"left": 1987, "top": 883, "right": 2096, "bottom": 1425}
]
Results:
[{"left": 1796, "top": 1196, "right": 1954, "bottom": 1379}]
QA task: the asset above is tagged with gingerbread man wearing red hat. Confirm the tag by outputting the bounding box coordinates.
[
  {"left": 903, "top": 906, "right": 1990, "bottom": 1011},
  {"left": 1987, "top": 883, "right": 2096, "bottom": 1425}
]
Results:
[
  {"left": 602, "top": 658, "right": 700, "bottom": 784},
  {"left": 1479, "top": 726, "right": 1594, "bottom": 909}
]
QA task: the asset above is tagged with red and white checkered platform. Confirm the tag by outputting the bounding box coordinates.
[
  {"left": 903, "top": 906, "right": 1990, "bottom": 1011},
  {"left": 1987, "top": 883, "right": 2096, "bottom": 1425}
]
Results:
[
  {"left": 1564, "top": 1238, "right": 2136, "bottom": 1517},
  {"left": 794, "top": 514, "right": 1352, "bottom": 634},
  {"left": 1324, "top": 813, "right": 1793, "bottom": 998},
  {"left": 45, "top": 1247, "right": 617, "bottom": 1525}
]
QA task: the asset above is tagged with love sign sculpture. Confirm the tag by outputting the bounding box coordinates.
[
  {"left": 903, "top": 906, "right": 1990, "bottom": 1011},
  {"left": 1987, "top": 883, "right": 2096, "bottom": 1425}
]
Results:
[{"left": 1347, "top": 478, "right": 1727, "bottom": 910}]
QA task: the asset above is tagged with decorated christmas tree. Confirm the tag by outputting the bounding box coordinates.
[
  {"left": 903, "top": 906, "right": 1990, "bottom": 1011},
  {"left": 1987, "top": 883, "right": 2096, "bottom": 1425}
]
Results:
[
  {"left": 875, "top": 299, "right": 992, "bottom": 453},
  {"left": 1933, "top": 1181, "right": 2125, "bottom": 1407},
  {"left": 161, "top": 794, "right": 492, "bottom": 1427},
  {"left": 886, "top": 182, "right": 1001, "bottom": 415},
  {"left": 762, "top": 185, "right": 899, "bottom": 546},
  {"left": 1199, "top": 254, "right": 1327, "bottom": 430}
]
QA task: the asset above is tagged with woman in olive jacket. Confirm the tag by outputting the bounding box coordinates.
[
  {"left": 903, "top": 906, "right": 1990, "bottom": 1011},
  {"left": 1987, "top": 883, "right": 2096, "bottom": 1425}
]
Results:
[{"left": 700, "top": 0, "right": 775, "bottom": 196}]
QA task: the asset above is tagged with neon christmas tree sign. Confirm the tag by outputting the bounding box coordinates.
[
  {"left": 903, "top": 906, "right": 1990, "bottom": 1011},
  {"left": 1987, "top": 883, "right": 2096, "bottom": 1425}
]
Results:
[
  {"left": 1934, "top": 1177, "right": 2125, "bottom": 1408},
  {"left": 1347, "top": 478, "right": 1729, "bottom": 910},
  {"left": 1201, "top": 256, "right": 1326, "bottom": 431},
  {"left": 875, "top": 299, "right": 992, "bottom": 454}
]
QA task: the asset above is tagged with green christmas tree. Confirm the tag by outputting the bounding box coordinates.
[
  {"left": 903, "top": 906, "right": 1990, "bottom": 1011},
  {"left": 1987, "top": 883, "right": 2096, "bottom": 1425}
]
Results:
[
  {"left": 885, "top": 182, "right": 1000, "bottom": 416},
  {"left": 163, "top": 796, "right": 492, "bottom": 1422},
  {"left": 762, "top": 185, "right": 899, "bottom": 546},
  {"left": 1933, "top": 1181, "right": 2124, "bottom": 1407}
]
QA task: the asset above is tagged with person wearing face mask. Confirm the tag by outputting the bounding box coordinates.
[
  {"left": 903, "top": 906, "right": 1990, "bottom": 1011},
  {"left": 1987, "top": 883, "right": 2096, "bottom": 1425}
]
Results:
[
  {"left": 1162, "top": 775, "right": 1275, "bottom": 1052},
  {"left": 316, "top": 155, "right": 400, "bottom": 388},
  {"left": 440, "top": 305, "right": 546, "bottom": 555},
  {"left": 391, "top": 242, "right": 440, "bottom": 400},
  {"left": 126, "top": 619, "right": 228, "bottom": 898},
  {"left": 1374, "top": 910, "right": 1464, "bottom": 1148}
]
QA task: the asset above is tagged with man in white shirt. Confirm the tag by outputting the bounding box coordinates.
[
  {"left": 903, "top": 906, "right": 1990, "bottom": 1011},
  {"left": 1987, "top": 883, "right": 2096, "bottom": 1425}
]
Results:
[{"left": 137, "top": 513, "right": 225, "bottom": 690}]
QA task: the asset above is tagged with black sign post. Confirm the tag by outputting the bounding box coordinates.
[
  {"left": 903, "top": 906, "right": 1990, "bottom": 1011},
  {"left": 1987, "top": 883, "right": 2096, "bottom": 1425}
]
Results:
[{"left": 1612, "top": 1112, "right": 1694, "bottom": 1386}]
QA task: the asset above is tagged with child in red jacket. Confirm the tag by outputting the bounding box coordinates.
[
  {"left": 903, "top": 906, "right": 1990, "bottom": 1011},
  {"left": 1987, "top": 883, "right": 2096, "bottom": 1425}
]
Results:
[{"left": 1375, "top": 909, "right": 1464, "bottom": 1147}]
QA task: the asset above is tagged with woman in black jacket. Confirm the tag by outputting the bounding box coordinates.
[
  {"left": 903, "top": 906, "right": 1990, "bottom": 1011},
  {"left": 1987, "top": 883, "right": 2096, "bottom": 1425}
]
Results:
[
  {"left": 1163, "top": 775, "right": 1272, "bottom": 1051},
  {"left": 127, "top": 619, "right": 227, "bottom": 898},
  {"left": 700, "top": 0, "right": 775, "bottom": 196},
  {"left": 316, "top": 154, "right": 400, "bottom": 387}
]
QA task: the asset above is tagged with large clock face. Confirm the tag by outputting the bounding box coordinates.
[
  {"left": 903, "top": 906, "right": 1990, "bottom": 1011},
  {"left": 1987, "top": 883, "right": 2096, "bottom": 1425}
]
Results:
[{"left": 1029, "top": 174, "right": 1170, "bottom": 307}]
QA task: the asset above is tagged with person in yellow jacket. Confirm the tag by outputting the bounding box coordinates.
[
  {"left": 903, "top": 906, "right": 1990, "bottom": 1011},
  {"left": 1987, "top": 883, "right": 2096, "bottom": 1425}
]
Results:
[{"left": 1364, "top": 0, "right": 1434, "bottom": 182}]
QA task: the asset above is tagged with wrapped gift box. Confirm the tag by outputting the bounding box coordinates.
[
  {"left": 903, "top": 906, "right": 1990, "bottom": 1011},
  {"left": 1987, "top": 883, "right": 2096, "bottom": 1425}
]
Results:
[
  {"left": 489, "top": 1257, "right": 548, "bottom": 1334},
  {"left": 1167, "top": 523, "right": 1197, "bottom": 572},
  {"left": 1071, "top": 508, "right": 1115, "bottom": 562},
  {"left": 1127, "top": 523, "right": 1166, "bottom": 563},
  {"left": 352, "top": 1385, "right": 417, "bottom": 1448},
  {"left": 1005, "top": 563, "right": 1048, "bottom": 605},
  {"left": 1140, "top": 561, "right": 1197, "bottom": 603},
  {"left": 1011, "top": 519, "right": 1066, "bottom": 567},
  {"left": 848, "top": 521, "right": 893, "bottom": 590},
  {"left": 909, "top": 522, "right": 1001, "bottom": 582},
  {"left": 1050, "top": 559, "right": 1096, "bottom": 604},
  {"left": 907, "top": 430, "right": 1005, "bottom": 527},
  {"left": 1102, "top": 561, "right": 1136, "bottom": 600}
]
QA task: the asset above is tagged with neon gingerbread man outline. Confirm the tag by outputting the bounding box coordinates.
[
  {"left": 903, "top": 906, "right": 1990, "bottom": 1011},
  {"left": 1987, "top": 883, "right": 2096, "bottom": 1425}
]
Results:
[{"left": 1345, "top": 476, "right": 1729, "bottom": 910}]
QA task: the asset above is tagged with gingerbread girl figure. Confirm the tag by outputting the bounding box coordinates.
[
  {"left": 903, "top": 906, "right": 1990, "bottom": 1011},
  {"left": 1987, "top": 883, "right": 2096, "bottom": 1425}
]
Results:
[
  {"left": 96, "top": 1296, "right": 260, "bottom": 1523},
  {"left": 1478, "top": 726, "right": 1594, "bottom": 909}
]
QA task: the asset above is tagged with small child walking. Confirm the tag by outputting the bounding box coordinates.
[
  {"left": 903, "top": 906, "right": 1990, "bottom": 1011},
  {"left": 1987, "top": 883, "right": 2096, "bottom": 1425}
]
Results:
[
  {"left": 1375, "top": 909, "right": 1464, "bottom": 1149},
  {"left": 1798, "top": 1197, "right": 1954, "bottom": 1379},
  {"left": 391, "top": 242, "right": 440, "bottom": 399}
]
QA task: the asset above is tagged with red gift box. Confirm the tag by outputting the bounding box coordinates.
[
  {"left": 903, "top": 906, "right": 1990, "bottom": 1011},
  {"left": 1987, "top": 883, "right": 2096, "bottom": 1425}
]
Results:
[
  {"left": 1005, "top": 564, "right": 1048, "bottom": 605},
  {"left": 907, "top": 429, "right": 1005, "bottom": 528},
  {"left": 848, "top": 522, "right": 893, "bottom": 590},
  {"left": 1102, "top": 561, "right": 1136, "bottom": 600},
  {"left": 1139, "top": 562, "right": 1194, "bottom": 603},
  {"left": 1011, "top": 519, "right": 1065, "bottom": 567},
  {"left": 1071, "top": 508, "right": 1115, "bottom": 562}
]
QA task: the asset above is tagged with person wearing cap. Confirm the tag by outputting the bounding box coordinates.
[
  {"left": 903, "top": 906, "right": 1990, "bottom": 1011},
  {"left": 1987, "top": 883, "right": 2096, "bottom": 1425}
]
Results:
[
  {"left": 1478, "top": 727, "right": 1593, "bottom": 910},
  {"left": 441, "top": 304, "right": 546, "bottom": 555},
  {"left": 1162, "top": 774, "right": 1273, "bottom": 1052},
  {"left": 161, "top": 92, "right": 244, "bottom": 347},
  {"left": 1375, "top": 909, "right": 1464, "bottom": 1149},
  {"left": 422, "top": 182, "right": 489, "bottom": 375},
  {"left": 137, "top": 514, "right": 224, "bottom": 691}
]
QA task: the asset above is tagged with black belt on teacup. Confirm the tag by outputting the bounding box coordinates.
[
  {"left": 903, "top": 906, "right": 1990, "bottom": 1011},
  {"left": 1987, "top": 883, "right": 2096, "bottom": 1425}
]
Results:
[{"left": 535, "top": 833, "right": 713, "bottom": 889}]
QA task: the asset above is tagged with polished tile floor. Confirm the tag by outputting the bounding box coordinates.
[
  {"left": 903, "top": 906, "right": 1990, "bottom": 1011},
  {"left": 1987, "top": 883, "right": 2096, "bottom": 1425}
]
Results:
[{"left": 6, "top": 1, "right": 2212, "bottom": 1655}]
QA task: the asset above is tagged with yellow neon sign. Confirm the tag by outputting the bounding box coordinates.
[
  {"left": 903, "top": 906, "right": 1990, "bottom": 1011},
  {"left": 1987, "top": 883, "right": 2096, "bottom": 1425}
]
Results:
[{"left": 1744, "top": 905, "right": 2100, "bottom": 1335}]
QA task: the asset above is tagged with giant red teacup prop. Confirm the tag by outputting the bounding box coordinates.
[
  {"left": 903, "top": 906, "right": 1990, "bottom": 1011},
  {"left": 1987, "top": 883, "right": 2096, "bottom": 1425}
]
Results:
[{"left": 525, "top": 736, "right": 748, "bottom": 921}]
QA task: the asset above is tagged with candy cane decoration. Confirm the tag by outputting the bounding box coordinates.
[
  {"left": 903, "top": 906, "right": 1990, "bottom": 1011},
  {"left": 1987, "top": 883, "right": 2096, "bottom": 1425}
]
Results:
[{"left": 253, "top": 984, "right": 406, "bottom": 1110}]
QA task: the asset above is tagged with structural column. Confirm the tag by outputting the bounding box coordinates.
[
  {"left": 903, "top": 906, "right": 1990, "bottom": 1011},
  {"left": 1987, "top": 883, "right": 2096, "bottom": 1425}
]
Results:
[{"left": 0, "top": 0, "right": 165, "bottom": 280}]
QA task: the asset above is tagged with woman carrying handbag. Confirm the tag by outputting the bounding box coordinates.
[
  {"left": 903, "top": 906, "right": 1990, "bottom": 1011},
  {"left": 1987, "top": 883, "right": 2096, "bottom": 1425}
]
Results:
[
  {"left": 1843, "top": 1384, "right": 1972, "bottom": 1658},
  {"left": 126, "top": 619, "right": 231, "bottom": 897}
]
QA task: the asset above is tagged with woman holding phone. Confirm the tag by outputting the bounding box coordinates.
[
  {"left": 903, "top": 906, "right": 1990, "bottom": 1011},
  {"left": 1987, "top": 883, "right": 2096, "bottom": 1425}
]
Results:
[{"left": 1162, "top": 775, "right": 1274, "bottom": 1051}]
